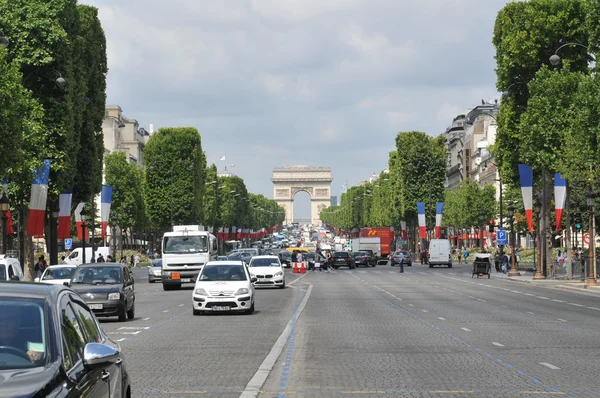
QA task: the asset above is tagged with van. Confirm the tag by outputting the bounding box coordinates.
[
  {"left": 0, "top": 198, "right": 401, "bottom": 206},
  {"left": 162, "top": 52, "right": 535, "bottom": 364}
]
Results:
[
  {"left": 428, "top": 239, "right": 452, "bottom": 268},
  {"left": 65, "top": 246, "right": 112, "bottom": 265},
  {"left": 0, "top": 256, "right": 23, "bottom": 281}
]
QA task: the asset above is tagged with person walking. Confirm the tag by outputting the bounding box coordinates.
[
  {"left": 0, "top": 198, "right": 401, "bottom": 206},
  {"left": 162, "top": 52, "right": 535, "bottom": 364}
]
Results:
[
  {"left": 494, "top": 250, "right": 501, "bottom": 273},
  {"left": 34, "top": 255, "right": 47, "bottom": 279},
  {"left": 96, "top": 253, "right": 105, "bottom": 263},
  {"left": 59, "top": 256, "right": 68, "bottom": 265},
  {"left": 501, "top": 251, "right": 510, "bottom": 273},
  {"left": 130, "top": 254, "right": 135, "bottom": 268},
  {"left": 397, "top": 250, "right": 404, "bottom": 273},
  {"left": 463, "top": 248, "right": 469, "bottom": 264}
]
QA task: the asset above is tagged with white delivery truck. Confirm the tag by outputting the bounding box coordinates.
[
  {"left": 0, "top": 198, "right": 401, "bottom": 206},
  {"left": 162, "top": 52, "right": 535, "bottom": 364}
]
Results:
[
  {"left": 65, "top": 246, "right": 112, "bottom": 265},
  {"left": 428, "top": 239, "right": 452, "bottom": 268},
  {"left": 161, "top": 225, "right": 217, "bottom": 290},
  {"left": 350, "top": 237, "right": 381, "bottom": 257}
]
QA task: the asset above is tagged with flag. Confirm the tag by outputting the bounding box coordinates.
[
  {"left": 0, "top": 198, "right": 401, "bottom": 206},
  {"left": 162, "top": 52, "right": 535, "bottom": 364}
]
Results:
[
  {"left": 417, "top": 202, "right": 426, "bottom": 239},
  {"left": 435, "top": 202, "right": 445, "bottom": 239},
  {"left": 74, "top": 202, "right": 89, "bottom": 240},
  {"left": 27, "top": 160, "right": 51, "bottom": 237},
  {"left": 219, "top": 156, "right": 226, "bottom": 161},
  {"left": 554, "top": 173, "right": 567, "bottom": 231},
  {"left": 57, "top": 189, "right": 73, "bottom": 239},
  {"left": 100, "top": 185, "right": 113, "bottom": 240},
  {"left": 518, "top": 164, "right": 534, "bottom": 232},
  {"left": 1, "top": 180, "right": 14, "bottom": 235},
  {"left": 400, "top": 221, "right": 407, "bottom": 240}
]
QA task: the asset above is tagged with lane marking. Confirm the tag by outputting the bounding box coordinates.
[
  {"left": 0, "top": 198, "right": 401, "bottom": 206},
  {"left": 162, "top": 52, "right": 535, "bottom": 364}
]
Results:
[
  {"left": 461, "top": 327, "right": 471, "bottom": 332},
  {"left": 421, "top": 310, "right": 429, "bottom": 313},
  {"left": 586, "top": 307, "right": 600, "bottom": 311},
  {"left": 163, "top": 310, "right": 170, "bottom": 313},
  {"left": 492, "top": 342, "right": 505, "bottom": 347},
  {"left": 116, "top": 338, "right": 126, "bottom": 342},
  {"left": 568, "top": 303, "right": 584, "bottom": 307},
  {"left": 551, "top": 299, "right": 565, "bottom": 303},
  {"left": 536, "top": 296, "right": 550, "bottom": 300},
  {"left": 438, "top": 317, "right": 446, "bottom": 320},
  {"left": 540, "top": 362, "right": 560, "bottom": 370},
  {"left": 557, "top": 319, "right": 568, "bottom": 322},
  {"left": 526, "top": 312, "right": 535, "bottom": 315},
  {"left": 142, "top": 317, "right": 151, "bottom": 321},
  {"left": 408, "top": 304, "right": 414, "bottom": 307},
  {"left": 179, "top": 304, "right": 184, "bottom": 306}
]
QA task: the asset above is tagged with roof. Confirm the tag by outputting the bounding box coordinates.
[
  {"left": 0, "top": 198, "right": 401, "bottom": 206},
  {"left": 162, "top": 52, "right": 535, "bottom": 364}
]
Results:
[
  {"left": 250, "top": 255, "right": 279, "bottom": 259},
  {"left": 205, "top": 261, "right": 247, "bottom": 266},
  {"left": 0, "top": 282, "right": 68, "bottom": 300},
  {"left": 47, "top": 264, "right": 77, "bottom": 269},
  {"left": 79, "top": 262, "right": 125, "bottom": 268}
]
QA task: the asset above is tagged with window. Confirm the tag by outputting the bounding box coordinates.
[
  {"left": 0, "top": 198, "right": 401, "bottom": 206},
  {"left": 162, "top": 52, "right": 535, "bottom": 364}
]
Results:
[
  {"left": 71, "top": 300, "right": 102, "bottom": 343},
  {"left": 7, "top": 265, "right": 14, "bottom": 279},
  {"left": 60, "top": 297, "right": 86, "bottom": 367}
]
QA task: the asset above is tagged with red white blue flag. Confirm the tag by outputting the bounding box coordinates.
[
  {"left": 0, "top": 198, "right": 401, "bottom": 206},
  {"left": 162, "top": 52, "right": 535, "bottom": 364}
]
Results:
[
  {"left": 417, "top": 202, "right": 426, "bottom": 239},
  {"left": 518, "top": 164, "right": 534, "bottom": 232},
  {"left": 435, "top": 202, "right": 445, "bottom": 239},
  {"left": 1, "top": 179, "right": 14, "bottom": 235},
  {"left": 101, "top": 185, "right": 113, "bottom": 240},
  {"left": 27, "top": 160, "right": 50, "bottom": 237},
  {"left": 58, "top": 189, "right": 73, "bottom": 239},
  {"left": 74, "top": 202, "right": 88, "bottom": 240},
  {"left": 554, "top": 173, "right": 567, "bottom": 231}
]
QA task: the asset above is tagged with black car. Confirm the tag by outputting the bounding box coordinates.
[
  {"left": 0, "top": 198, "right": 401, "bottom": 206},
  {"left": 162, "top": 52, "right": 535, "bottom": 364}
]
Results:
[
  {"left": 332, "top": 251, "right": 355, "bottom": 269},
  {"left": 353, "top": 251, "right": 375, "bottom": 267},
  {"left": 0, "top": 282, "right": 130, "bottom": 398},
  {"left": 279, "top": 251, "right": 292, "bottom": 268},
  {"left": 68, "top": 263, "right": 136, "bottom": 322}
]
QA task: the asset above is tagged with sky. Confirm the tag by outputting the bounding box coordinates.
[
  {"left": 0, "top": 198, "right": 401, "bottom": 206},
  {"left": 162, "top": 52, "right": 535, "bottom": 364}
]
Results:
[{"left": 83, "top": 0, "right": 510, "bottom": 219}]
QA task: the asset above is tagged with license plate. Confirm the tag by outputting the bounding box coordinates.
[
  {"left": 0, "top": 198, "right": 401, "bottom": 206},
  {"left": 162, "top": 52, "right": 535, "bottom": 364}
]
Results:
[
  {"left": 88, "top": 304, "right": 103, "bottom": 310},
  {"left": 258, "top": 279, "right": 268, "bottom": 282},
  {"left": 212, "top": 306, "right": 230, "bottom": 311},
  {"left": 172, "top": 272, "right": 180, "bottom": 280},
  {"left": 181, "top": 278, "right": 191, "bottom": 283}
]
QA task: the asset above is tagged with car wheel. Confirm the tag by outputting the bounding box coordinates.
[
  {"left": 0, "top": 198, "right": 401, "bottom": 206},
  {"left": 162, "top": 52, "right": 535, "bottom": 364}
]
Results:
[
  {"left": 246, "top": 302, "right": 255, "bottom": 314},
  {"left": 448, "top": 263, "right": 452, "bottom": 268},
  {"left": 429, "top": 264, "right": 433, "bottom": 269},
  {"left": 149, "top": 279, "right": 155, "bottom": 283},
  {"left": 118, "top": 304, "right": 128, "bottom": 322},
  {"left": 193, "top": 309, "right": 203, "bottom": 316},
  {"left": 280, "top": 281, "right": 286, "bottom": 289},
  {"left": 163, "top": 284, "right": 173, "bottom": 291},
  {"left": 127, "top": 301, "right": 135, "bottom": 320}
]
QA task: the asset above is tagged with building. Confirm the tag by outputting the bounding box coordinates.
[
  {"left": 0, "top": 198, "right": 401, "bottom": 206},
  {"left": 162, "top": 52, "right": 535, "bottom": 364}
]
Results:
[
  {"left": 445, "top": 114, "right": 467, "bottom": 190},
  {"left": 217, "top": 167, "right": 234, "bottom": 178},
  {"left": 102, "top": 105, "right": 150, "bottom": 168}
]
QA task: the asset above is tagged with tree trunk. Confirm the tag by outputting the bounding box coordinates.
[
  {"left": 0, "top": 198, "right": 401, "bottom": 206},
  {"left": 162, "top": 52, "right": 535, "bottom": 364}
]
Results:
[{"left": 544, "top": 170, "right": 553, "bottom": 277}]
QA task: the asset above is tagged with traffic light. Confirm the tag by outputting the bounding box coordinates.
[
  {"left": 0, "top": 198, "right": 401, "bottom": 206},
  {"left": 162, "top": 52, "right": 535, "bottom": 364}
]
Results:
[
  {"left": 489, "top": 219, "right": 495, "bottom": 232},
  {"left": 574, "top": 212, "right": 582, "bottom": 230}
]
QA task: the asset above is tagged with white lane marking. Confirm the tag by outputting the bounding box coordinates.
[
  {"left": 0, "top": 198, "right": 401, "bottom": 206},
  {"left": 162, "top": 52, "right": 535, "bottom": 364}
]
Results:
[
  {"left": 163, "top": 310, "right": 170, "bottom": 312},
  {"left": 558, "top": 319, "right": 568, "bottom": 322},
  {"left": 526, "top": 312, "right": 535, "bottom": 315},
  {"left": 461, "top": 327, "right": 471, "bottom": 332},
  {"left": 179, "top": 304, "right": 184, "bottom": 307},
  {"left": 523, "top": 293, "right": 534, "bottom": 296},
  {"left": 467, "top": 296, "right": 475, "bottom": 299},
  {"left": 537, "top": 296, "right": 550, "bottom": 300},
  {"left": 421, "top": 310, "right": 429, "bottom": 313},
  {"left": 552, "top": 299, "right": 566, "bottom": 303},
  {"left": 408, "top": 304, "right": 414, "bottom": 306},
  {"left": 540, "top": 362, "right": 560, "bottom": 370},
  {"left": 438, "top": 317, "right": 446, "bottom": 320},
  {"left": 142, "top": 317, "right": 151, "bottom": 321},
  {"left": 240, "top": 284, "right": 313, "bottom": 398},
  {"left": 116, "top": 338, "right": 126, "bottom": 342},
  {"left": 586, "top": 307, "right": 600, "bottom": 311},
  {"left": 569, "top": 303, "right": 585, "bottom": 307},
  {"left": 492, "top": 342, "right": 505, "bottom": 347},
  {"left": 477, "top": 299, "right": 487, "bottom": 302}
]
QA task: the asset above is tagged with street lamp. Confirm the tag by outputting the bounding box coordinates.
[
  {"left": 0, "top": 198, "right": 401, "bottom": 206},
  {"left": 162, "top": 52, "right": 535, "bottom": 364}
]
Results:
[
  {"left": 533, "top": 199, "right": 544, "bottom": 279},
  {"left": 0, "top": 30, "right": 9, "bottom": 47},
  {"left": 549, "top": 42, "right": 593, "bottom": 66},
  {"left": 507, "top": 205, "right": 520, "bottom": 276},
  {"left": 479, "top": 210, "right": 485, "bottom": 250},
  {"left": 586, "top": 190, "right": 597, "bottom": 286},
  {"left": 111, "top": 216, "right": 118, "bottom": 262},
  {"left": 81, "top": 207, "right": 88, "bottom": 264},
  {"left": 0, "top": 193, "right": 10, "bottom": 255}
]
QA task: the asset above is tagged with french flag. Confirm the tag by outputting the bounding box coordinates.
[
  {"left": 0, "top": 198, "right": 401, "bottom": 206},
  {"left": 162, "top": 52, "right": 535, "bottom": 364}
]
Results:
[
  {"left": 74, "top": 202, "right": 88, "bottom": 240},
  {"left": 518, "top": 164, "right": 534, "bottom": 232},
  {"left": 435, "top": 202, "right": 445, "bottom": 239},
  {"left": 101, "top": 185, "right": 113, "bottom": 240},
  {"left": 1, "top": 180, "right": 14, "bottom": 235},
  {"left": 27, "top": 160, "right": 51, "bottom": 237},
  {"left": 417, "top": 202, "right": 427, "bottom": 239},
  {"left": 58, "top": 189, "right": 73, "bottom": 239},
  {"left": 554, "top": 173, "right": 567, "bottom": 231}
]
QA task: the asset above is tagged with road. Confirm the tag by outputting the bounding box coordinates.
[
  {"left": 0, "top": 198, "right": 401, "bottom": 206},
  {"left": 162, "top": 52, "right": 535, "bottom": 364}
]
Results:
[{"left": 98, "top": 262, "right": 600, "bottom": 398}]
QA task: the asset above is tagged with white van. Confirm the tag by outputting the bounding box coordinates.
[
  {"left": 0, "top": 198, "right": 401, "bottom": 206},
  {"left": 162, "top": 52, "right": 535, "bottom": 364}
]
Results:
[
  {"left": 0, "top": 256, "right": 23, "bottom": 281},
  {"left": 65, "top": 246, "right": 112, "bottom": 265},
  {"left": 428, "top": 239, "right": 452, "bottom": 268}
]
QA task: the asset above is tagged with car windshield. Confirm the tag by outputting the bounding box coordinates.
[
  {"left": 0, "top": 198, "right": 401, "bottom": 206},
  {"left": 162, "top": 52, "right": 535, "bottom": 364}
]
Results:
[
  {"left": 250, "top": 258, "right": 280, "bottom": 267},
  {"left": 0, "top": 298, "right": 47, "bottom": 369},
  {"left": 0, "top": 265, "right": 5, "bottom": 281},
  {"left": 72, "top": 267, "right": 122, "bottom": 284},
  {"left": 163, "top": 235, "right": 208, "bottom": 254},
  {"left": 199, "top": 265, "right": 248, "bottom": 281},
  {"left": 152, "top": 260, "right": 162, "bottom": 267},
  {"left": 42, "top": 267, "right": 74, "bottom": 280},
  {"left": 334, "top": 252, "right": 348, "bottom": 257}
]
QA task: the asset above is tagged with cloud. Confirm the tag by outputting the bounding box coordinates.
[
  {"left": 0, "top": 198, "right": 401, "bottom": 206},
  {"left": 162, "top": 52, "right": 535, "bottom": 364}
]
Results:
[{"left": 83, "top": 0, "right": 509, "bottom": 218}]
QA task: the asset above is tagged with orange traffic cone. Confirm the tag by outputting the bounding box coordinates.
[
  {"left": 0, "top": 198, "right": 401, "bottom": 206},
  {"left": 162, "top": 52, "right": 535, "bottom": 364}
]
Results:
[
  {"left": 300, "top": 261, "right": 306, "bottom": 274},
  {"left": 292, "top": 262, "right": 299, "bottom": 274}
]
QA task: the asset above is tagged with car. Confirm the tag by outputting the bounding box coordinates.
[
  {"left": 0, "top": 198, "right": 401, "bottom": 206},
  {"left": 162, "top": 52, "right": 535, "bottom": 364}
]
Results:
[
  {"left": 353, "top": 251, "right": 375, "bottom": 267},
  {"left": 332, "top": 251, "right": 355, "bottom": 269},
  {"left": 279, "top": 251, "right": 292, "bottom": 268},
  {"left": 35, "top": 264, "right": 77, "bottom": 285},
  {"left": 391, "top": 251, "right": 412, "bottom": 267},
  {"left": 148, "top": 258, "right": 162, "bottom": 283},
  {"left": 68, "top": 263, "right": 136, "bottom": 322},
  {"left": 0, "top": 256, "right": 23, "bottom": 281},
  {"left": 227, "top": 251, "right": 253, "bottom": 264},
  {"left": 217, "top": 256, "right": 229, "bottom": 261},
  {"left": 0, "top": 282, "right": 130, "bottom": 398},
  {"left": 228, "top": 248, "right": 260, "bottom": 257},
  {"left": 192, "top": 261, "right": 256, "bottom": 315},
  {"left": 248, "top": 255, "right": 285, "bottom": 288}
]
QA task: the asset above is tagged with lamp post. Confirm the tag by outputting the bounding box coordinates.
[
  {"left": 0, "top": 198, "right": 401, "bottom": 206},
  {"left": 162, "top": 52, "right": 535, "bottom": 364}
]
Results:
[
  {"left": 549, "top": 42, "right": 594, "bottom": 66},
  {"left": 586, "top": 190, "right": 597, "bottom": 286},
  {"left": 81, "top": 208, "right": 88, "bottom": 264},
  {"left": 49, "top": 200, "right": 60, "bottom": 265},
  {"left": 533, "top": 199, "right": 544, "bottom": 279},
  {"left": 0, "top": 193, "right": 10, "bottom": 255},
  {"left": 111, "top": 216, "right": 118, "bottom": 262},
  {"left": 507, "top": 205, "right": 520, "bottom": 276},
  {"left": 479, "top": 210, "right": 485, "bottom": 250}
]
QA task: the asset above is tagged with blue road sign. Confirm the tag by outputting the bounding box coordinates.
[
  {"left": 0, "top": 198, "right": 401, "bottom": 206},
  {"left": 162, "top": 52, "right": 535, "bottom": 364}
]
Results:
[
  {"left": 64, "top": 238, "right": 72, "bottom": 250},
  {"left": 497, "top": 229, "right": 507, "bottom": 245}
]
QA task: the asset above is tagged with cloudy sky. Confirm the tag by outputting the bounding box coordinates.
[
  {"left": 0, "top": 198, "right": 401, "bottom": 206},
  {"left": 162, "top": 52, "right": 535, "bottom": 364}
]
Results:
[{"left": 84, "top": 0, "right": 509, "bottom": 219}]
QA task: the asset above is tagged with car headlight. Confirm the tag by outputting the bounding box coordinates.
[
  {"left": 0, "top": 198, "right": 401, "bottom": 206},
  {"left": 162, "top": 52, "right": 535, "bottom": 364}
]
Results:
[
  {"left": 234, "top": 288, "right": 249, "bottom": 295},
  {"left": 108, "top": 292, "right": 121, "bottom": 300},
  {"left": 195, "top": 288, "right": 208, "bottom": 296},
  {"left": 163, "top": 271, "right": 171, "bottom": 277},
  {"left": 274, "top": 271, "right": 283, "bottom": 277}
]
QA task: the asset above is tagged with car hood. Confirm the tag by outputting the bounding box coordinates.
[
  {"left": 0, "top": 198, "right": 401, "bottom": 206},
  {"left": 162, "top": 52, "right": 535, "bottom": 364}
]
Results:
[
  {"left": 0, "top": 362, "right": 61, "bottom": 398},
  {"left": 39, "top": 278, "right": 71, "bottom": 285},
  {"left": 148, "top": 268, "right": 162, "bottom": 274},
  {"left": 70, "top": 284, "right": 121, "bottom": 295},
  {"left": 195, "top": 280, "right": 251, "bottom": 290},
  {"left": 248, "top": 267, "right": 282, "bottom": 274}
]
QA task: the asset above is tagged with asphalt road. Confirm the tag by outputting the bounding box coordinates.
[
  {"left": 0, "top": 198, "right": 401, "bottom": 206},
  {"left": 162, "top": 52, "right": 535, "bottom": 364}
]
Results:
[{"left": 98, "top": 262, "right": 600, "bottom": 398}]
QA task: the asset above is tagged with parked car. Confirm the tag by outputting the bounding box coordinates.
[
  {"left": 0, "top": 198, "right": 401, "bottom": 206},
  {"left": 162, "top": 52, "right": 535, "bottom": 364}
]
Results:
[
  {"left": 279, "top": 251, "right": 292, "bottom": 268},
  {"left": 248, "top": 255, "right": 285, "bottom": 288},
  {"left": 217, "top": 256, "right": 229, "bottom": 261},
  {"left": 0, "top": 256, "right": 23, "bottom": 281},
  {"left": 0, "top": 282, "right": 131, "bottom": 398},
  {"left": 35, "top": 264, "right": 77, "bottom": 285},
  {"left": 332, "top": 251, "right": 355, "bottom": 269},
  {"left": 391, "top": 251, "right": 412, "bottom": 267},
  {"left": 353, "top": 251, "right": 375, "bottom": 267},
  {"left": 192, "top": 261, "right": 256, "bottom": 315},
  {"left": 148, "top": 258, "right": 162, "bottom": 283},
  {"left": 68, "top": 263, "right": 136, "bottom": 322}
]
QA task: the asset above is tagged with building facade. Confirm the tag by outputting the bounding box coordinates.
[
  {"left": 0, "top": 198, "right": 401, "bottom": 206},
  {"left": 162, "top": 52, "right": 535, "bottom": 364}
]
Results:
[{"left": 102, "top": 105, "right": 150, "bottom": 168}]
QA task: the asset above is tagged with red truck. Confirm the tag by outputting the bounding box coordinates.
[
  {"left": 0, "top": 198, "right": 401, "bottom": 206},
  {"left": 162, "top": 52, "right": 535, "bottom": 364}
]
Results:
[{"left": 360, "top": 227, "right": 395, "bottom": 263}]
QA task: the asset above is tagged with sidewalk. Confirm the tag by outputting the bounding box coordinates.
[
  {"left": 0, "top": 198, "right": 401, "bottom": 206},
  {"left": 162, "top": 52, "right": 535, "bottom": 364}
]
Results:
[{"left": 493, "top": 269, "right": 600, "bottom": 294}]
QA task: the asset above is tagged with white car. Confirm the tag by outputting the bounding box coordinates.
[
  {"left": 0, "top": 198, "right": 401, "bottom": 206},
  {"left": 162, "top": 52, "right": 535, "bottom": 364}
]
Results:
[
  {"left": 192, "top": 261, "right": 256, "bottom": 315},
  {"left": 0, "top": 256, "right": 23, "bottom": 281},
  {"left": 34, "top": 264, "right": 77, "bottom": 285},
  {"left": 248, "top": 255, "right": 285, "bottom": 289}
]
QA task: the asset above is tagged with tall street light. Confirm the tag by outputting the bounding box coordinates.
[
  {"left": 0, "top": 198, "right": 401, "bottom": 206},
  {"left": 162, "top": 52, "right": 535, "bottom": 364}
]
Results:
[
  {"left": 533, "top": 199, "right": 544, "bottom": 279},
  {"left": 507, "top": 205, "right": 520, "bottom": 276},
  {"left": 0, "top": 193, "right": 10, "bottom": 255},
  {"left": 111, "top": 216, "right": 118, "bottom": 262},
  {"left": 586, "top": 190, "right": 597, "bottom": 286},
  {"left": 81, "top": 207, "right": 88, "bottom": 264},
  {"left": 549, "top": 42, "right": 595, "bottom": 66},
  {"left": 49, "top": 201, "right": 60, "bottom": 265}
]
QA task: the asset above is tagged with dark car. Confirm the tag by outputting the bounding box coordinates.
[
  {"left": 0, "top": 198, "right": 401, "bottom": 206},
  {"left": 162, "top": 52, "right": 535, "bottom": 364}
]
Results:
[
  {"left": 353, "top": 251, "right": 375, "bottom": 267},
  {"left": 391, "top": 250, "right": 413, "bottom": 267},
  {"left": 68, "top": 263, "right": 136, "bottom": 322},
  {"left": 227, "top": 252, "right": 252, "bottom": 264},
  {"left": 279, "top": 251, "right": 292, "bottom": 268},
  {"left": 0, "top": 282, "right": 130, "bottom": 398},
  {"left": 332, "top": 251, "right": 355, "bottom": 269}
]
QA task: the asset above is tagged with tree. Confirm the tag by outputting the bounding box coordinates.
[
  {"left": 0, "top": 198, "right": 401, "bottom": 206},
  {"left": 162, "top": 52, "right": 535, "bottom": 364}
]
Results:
[{"left": 443, "top": 180, "right": 497, "bottom": 229}]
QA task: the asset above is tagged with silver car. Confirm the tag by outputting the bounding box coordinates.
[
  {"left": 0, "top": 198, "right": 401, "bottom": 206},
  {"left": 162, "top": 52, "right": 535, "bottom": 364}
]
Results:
[{"left": 148, "top": 259, "right": 162, "bottom": 283}]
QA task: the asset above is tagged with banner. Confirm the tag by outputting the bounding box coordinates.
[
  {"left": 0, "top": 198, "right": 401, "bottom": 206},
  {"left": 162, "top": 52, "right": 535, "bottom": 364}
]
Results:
[
  {"left": 554, "top": 173, "right": 566, "bottom": 231},
  {"left": 518, "top": 164, "right": 534, "bottom": 232},
  {"left": 417, "top": 202, "right": 426, "bottom": 239},
  {"left": 100, "top": 185, "right": 113, "bottom": 240},
  {"left": 74, "top": 202, "right": 89, "bottom": 241},
  {"left": 58, "top": 189, "right": 73, "bottom": 239},
  {"left": 435, "top": 202, "right": 444, "bottom": 239},
  {"left": 27, "top": 160, "right": 51, "bottom": 237}
]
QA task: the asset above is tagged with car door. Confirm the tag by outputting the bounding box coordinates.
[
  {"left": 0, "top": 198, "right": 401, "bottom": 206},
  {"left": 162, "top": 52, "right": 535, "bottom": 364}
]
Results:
[
  {"left": 60, "top": 294, "right": 109, "bottom": 398},
  {"left": 71, "top": 297, "right": 123, "bottom": 398}
]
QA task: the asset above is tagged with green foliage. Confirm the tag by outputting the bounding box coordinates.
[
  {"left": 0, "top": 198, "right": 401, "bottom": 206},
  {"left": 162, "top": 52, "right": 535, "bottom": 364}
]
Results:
[
  {"left": 104, "top": 152, "right": 145, "bottom": 230},
  {"left": 443, "top": 181, "right": 497, "bottom": 228}
]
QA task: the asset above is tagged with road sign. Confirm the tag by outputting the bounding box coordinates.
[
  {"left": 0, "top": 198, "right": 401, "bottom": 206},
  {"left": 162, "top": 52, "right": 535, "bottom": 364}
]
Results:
[
  {"left": 497, "top": 229, "right": 507, "bottom": 245},
  {"left": 584, "top": 233, "right": 590, "bottom": 245},
  {"left": 64, "top": 238, "right": 72, "bottom": 250}
]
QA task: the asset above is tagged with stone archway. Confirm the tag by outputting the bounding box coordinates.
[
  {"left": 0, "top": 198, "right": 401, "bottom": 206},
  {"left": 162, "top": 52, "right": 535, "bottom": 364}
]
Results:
[{"left": 272, "top": 166, "right": 333, "bottom": 225}]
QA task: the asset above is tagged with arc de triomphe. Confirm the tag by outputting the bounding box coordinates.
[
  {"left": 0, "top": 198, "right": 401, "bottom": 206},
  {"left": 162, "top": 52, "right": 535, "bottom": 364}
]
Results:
[{"left": 272, "top": 166, "right": 333, "bottom": 225}]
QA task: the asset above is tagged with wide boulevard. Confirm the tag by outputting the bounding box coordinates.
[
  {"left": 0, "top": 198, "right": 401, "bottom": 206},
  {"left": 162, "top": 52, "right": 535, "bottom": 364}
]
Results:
[{"left": 107, "top": 260, "right": 600, "bottom": 398}]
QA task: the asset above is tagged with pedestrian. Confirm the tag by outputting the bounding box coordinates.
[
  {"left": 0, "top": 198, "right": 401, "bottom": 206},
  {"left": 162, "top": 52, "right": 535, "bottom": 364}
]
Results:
[
  {"left": 120, "top": 257, "right": 127, "bottom": 264},
  {"left": 494, "top": 250, "right": 501, "bottom": 273},
  {"left": 59, "top": 255, "right": 68, "bottom": 265},
  {"left": 501, "top": 252, "right": 509, "bottom": 273},
  {"left": 458, "top": 250, "right": 462, "bottom": 264},
  {"left": 134, "top": 254, "right": 140, "bottom": 267},
  {"left": 96, "top": 253, "right": 105, "bottom": 263},
  {"left": 515, "top": 248, "right": 520, "bottom": 266},
  {"left": 397, "top": 250, "right": 404, "bottom": 273},
  {"left": 106, "top": 255, "right": 113, "bottom": 262},
  {"left": 463, "top": 249, "right": 469, "bottom": 264},
  {"left": 34, "top": 255, "right": 47, "bottom": 278},
  {"left": 130, "top": 254, "right": 135, "bottom": 267}
]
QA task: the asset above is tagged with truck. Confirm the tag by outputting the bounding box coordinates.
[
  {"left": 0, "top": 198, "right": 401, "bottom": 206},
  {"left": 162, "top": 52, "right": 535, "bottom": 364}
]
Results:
[
  {"left": 65, "top": 246, "right": 112, "bottom": 265},
  {"left": 360, "top": 227, "right": 394, "bottom": 264},
  {"left": 161, "top": 225, "right": 217, "bottom": 291},
  {"left": 351, "top": 237, "right": 381, "bottom": 257}
]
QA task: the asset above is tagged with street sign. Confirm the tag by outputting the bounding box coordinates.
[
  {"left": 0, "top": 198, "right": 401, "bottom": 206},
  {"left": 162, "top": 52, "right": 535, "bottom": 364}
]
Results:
[
  {"left": 584, "top": 233, "right": 590, "bottom": 245},
  {"left": 497, "top": 229, "right": 507, "bottom": 245},
  {"left": 64, "top": 238, "right": 72, "bottom": 250}
]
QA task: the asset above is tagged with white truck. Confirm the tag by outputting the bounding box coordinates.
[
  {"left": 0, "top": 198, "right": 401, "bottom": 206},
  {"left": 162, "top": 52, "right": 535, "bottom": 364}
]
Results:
[
  {"left": 65, "top": 246, "right": 112, "bottom": 265},
  {"left": 161, "top": 225, "right": 217, "bottom": 290},
  {"left": 351, "top": 237, "right": 381, "bottom": 259}
]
